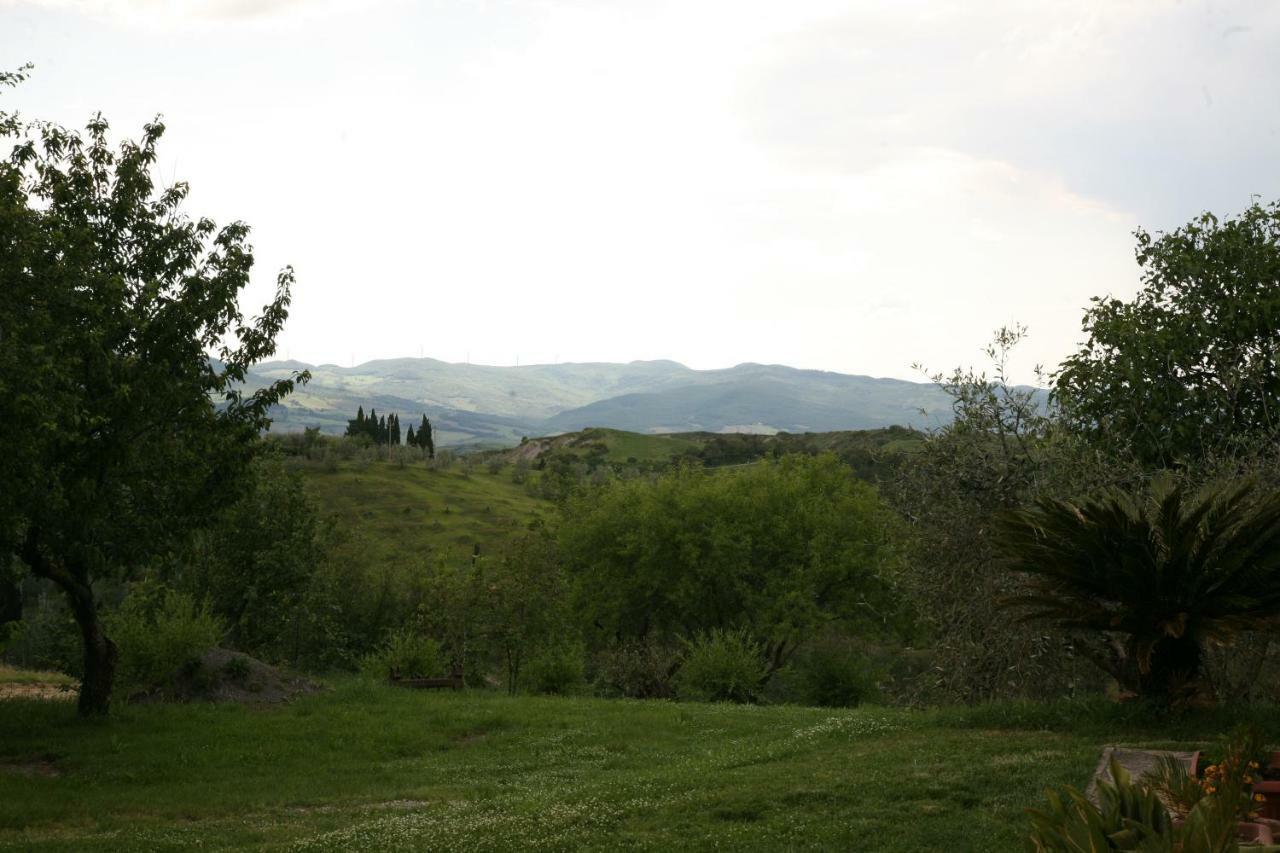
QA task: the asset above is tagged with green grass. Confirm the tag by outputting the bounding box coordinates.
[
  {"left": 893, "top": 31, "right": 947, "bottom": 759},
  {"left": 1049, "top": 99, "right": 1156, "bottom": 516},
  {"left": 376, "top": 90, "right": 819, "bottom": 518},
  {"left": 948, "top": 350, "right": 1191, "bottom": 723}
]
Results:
[
  {"left": 2, "top": 685, "right": 1273, "bottom": 851},
  {"left": 0, "top": 665, "right": 75, "bottom": 686},
  {"left": 572, "top": 428, "right": 704, "bottom": 464},
  {"left": 295, "top": 460, "right": 550, "bottom": 563}
]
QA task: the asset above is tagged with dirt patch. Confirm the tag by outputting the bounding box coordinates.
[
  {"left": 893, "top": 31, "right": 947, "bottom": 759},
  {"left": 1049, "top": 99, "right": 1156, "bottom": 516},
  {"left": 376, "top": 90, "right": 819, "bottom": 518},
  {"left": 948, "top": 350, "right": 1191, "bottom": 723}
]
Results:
[
  {"left": 133, "top": 648, "right": 323, "bottom": 705},
  {"left": 0, "top": 682, "right": 76, "bottom": 702}
]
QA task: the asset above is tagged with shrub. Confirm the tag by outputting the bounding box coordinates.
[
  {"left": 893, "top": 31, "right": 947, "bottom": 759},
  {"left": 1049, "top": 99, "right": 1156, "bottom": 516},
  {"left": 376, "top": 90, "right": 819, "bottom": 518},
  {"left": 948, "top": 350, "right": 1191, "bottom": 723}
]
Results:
[
  {"left": 107, "top": 582, "right": 225, "bottom": 697},
  {"left": 360, "top": 627, "right": 442, "bottom": 680},
  {"left": 3, "top": 589, "right": 82, "bottom": 676},
  {"left": 222, "top": 655, "right": 251, "bottom": 683},
  {"left": 593, "top": 640, "right": 677, "bottom": 699},
  {"left": 1028, "top": 756, "right": 1240, "bottom": 851},
  {"left": 522, "top": 642, "right": 585, "bottom": 695},
  {"left": 675, "top": 629, "right": 769, "bottom": 704},
  {"left": 776, "top": 635, "right": 880, "bottom": 707}
]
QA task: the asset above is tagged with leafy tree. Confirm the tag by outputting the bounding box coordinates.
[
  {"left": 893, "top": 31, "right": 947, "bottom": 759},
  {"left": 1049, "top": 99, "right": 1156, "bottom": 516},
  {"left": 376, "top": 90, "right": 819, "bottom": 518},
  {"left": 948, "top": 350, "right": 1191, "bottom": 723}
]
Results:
[
  {"left": 1055, "top": 199, "right": 1280, "bottom": 468},
  {"left": 889, "top": 327, "right": 1130, "bottom": 702},
  {"left": 0, "top": 69, "right": 305, "bottom": 714},
  {"left": 473, "top": 531, "right": 568, "bottom": 695},
  {"left": 176, "top": 456, "right": 329, "bottom": 659},
  {"left": 997, "top": 481, "right": 1280, "bottom": 704},
  {"left": 559, "top": 454, "right": 903, "bottom": 674}
]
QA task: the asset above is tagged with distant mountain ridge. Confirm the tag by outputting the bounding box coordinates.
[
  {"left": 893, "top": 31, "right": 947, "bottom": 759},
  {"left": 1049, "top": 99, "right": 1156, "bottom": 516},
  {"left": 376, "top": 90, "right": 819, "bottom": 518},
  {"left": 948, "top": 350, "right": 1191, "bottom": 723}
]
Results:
[{"left": 247, "top": 357, "right": 956, "bottom": 447}]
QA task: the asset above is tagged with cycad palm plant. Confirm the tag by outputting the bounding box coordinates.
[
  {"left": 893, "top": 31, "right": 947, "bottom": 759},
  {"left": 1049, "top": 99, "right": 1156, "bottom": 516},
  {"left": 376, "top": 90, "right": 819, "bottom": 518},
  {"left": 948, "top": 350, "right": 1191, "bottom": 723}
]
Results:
[{"left": 997, "top": 481, "right": 1280, "bottom": 703}]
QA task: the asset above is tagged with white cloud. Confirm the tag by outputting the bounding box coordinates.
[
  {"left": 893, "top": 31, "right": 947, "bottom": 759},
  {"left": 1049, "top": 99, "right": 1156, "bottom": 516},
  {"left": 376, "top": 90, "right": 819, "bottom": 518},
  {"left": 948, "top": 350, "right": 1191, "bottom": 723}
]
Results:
[{"left": 1, "top": 0, "right": 1275, "bottom": 382}]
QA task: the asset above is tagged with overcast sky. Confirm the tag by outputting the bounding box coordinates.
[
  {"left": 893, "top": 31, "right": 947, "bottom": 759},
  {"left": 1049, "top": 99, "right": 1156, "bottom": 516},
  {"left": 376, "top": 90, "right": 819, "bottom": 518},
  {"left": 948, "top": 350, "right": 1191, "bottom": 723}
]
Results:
[{"left": 3, "top": 0, "right": 1278, "bottom": 382}]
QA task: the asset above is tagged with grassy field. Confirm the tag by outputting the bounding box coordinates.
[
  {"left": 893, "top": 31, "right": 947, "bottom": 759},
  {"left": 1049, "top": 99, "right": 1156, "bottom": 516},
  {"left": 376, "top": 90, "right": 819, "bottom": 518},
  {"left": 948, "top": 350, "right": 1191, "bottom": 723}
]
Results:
[
  {"left": 2, "top": 683, "right": 1275, "bottom": 851},
  {"left": 294, "top": 460, "right": 551, "bottom": 563},
  {"left": 0, "top": 665, "right": 74, "bottom": 686},
  {"left": 579, "top": 428, "right": 704, "bottom": 464}
]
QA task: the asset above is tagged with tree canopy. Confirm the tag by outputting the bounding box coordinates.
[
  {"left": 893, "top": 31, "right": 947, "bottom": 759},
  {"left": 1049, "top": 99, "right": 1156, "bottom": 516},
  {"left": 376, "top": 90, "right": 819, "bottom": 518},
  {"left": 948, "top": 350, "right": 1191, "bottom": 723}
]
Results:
[
  {"left": 1055, "top": 199, "right": 1280, "bottom": 467},
  {"left": 558, "top": 454, "right": 904, "bottom": 672},
  {"left": 0, "top": 68, "right": 305, "bottom": 714}
]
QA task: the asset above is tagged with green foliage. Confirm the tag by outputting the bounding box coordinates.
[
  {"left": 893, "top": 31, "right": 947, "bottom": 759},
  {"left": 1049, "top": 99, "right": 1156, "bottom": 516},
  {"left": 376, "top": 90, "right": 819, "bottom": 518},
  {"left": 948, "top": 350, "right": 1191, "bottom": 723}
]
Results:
[
  {"left": 592, "top": 639, "right": 678, "bottom": 699},
  {"left": 1027, "top": 757, "right": 1241, "bottom": 852},
  {"left": 106, "top": 582, "right": 224, "bottom": 698},
  {"left": 472, "top": 532, "right": 569, "bottom": 695},
  {"left": 2, "top": 588, "right": 81, "bottom": 676},
  {"left": 521, "top": 641, "right": 586, "bottom": 695},
  {"left": 221, "top": 655, "right": 251, "bottom": 684},
  {"left": 675, "top": 628, "right": 769, "bottom": 704},
  {"left": 560, "top": 454, "right": 904, "bottom": 669},
  {"left": 360, "top": 627, "right": 442, "bottom": 680},
  {"left": 890, "top": 327, "right": 1133, "bottom": 702},
  {"left": 177, "top": 456, "right": 330, "bottom": 660},
  {"left": 0, "top": 74, "right": 304, "bottom": 713},
  {"left": 1152, "top": 725, "right": 1270, "bottom": 824},
  {"left": 775, "top": 632, "right": 881, "bottom": 708},
  {"left": 1056, "top": 199, "right": 1280, "bottom": 468},
  {"left": 997, "top": 481, "right": 1280, "bottom": 703}
]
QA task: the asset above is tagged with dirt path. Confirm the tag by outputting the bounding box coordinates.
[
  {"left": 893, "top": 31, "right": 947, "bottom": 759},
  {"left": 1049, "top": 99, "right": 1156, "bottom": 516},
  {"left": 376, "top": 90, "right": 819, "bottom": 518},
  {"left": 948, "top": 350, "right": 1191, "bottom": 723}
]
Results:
[{"left": 0, "top": 682, "right": 76, "bottom": 701}]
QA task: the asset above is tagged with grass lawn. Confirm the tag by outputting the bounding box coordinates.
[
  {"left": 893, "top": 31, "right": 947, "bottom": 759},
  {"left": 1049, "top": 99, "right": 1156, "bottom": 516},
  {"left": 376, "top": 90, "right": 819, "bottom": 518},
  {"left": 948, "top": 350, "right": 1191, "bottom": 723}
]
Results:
[
  {"left": 3, "top": 683, "right": 1275, "bottom": 851},
  {"left": 0, "top": 665, "right": 74, "bottom": 686}
]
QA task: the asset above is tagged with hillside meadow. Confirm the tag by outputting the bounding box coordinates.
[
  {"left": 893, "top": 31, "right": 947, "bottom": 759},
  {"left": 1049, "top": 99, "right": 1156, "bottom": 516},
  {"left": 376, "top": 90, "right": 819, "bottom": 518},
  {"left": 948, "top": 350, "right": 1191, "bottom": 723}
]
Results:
[
  {"left": 294, "top": 459, "right": 550, "bottom": 563},
  {"left": 5, "top": 682, "right": 1277, "bottom": 852}
]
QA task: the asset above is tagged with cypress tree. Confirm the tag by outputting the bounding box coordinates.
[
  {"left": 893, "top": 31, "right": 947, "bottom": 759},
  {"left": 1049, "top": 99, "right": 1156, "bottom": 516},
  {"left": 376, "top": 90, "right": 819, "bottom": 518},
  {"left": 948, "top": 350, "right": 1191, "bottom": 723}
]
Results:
[
  {"left": 423, "top": 417, "right": 435, "bottom": 459},
  {"left": 391, "top": 413, "right": 401, "bottom": 446},
  {"left": 406, "top": 424, "right": 416, "bottom": 447},
  {"left": 378, "top": 414, "right": 388, "bottom": 445},
  {"left": 345, "top": 405, "right": 364, "bottom": 438}
]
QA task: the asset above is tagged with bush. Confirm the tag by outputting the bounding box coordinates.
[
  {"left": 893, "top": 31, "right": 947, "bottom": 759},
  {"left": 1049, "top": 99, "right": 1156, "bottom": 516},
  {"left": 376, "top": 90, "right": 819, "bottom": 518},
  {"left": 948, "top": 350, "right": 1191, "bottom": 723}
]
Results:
[
  {"left": 107, "top": 582, "right": 225, "bottom": 697},
  {"left": 593, "top": 640, "right": 677, "bottom": 699},
  {"left": 675, "top": 629, "right": 769, "bottom": 704},
  {"left": 360, "top": 627, "right": 442, "bottom": 680},
  {"left": 775, "top": 635, "right": 880, "bottom": 708},
  {"left": 3, "top": 587, "right": 82, "bottom": 676},
  {"left": 522, "top": 642, "right": 585, "bottom": 695}
]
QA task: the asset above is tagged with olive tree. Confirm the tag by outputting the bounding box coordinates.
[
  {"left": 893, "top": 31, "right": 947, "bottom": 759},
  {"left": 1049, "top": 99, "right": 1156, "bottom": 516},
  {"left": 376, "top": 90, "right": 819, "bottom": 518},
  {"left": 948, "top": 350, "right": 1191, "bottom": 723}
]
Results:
[{"left": 0, "top": 68, "right": 305, "bottom": 714}]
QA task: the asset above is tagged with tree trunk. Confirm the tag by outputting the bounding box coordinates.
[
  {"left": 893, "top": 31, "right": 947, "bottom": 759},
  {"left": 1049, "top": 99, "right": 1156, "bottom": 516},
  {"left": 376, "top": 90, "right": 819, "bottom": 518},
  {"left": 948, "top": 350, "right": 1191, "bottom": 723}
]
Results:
[
  {"left": 21, "top": 532, "right": 117, "bottom": 716},
  {"left": 1137, "top": 634, "right": 1204, "bottom": 706},
  {"left": 57, "top": 572, "right": 118, "bottom": 716}
]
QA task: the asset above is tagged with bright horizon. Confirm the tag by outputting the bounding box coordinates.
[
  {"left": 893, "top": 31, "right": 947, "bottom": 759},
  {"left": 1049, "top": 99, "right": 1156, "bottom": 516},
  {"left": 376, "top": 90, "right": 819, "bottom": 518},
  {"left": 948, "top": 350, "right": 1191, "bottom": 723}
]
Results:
[{"left": 4, "top": 0, "right": 1278, "bottom": 384}]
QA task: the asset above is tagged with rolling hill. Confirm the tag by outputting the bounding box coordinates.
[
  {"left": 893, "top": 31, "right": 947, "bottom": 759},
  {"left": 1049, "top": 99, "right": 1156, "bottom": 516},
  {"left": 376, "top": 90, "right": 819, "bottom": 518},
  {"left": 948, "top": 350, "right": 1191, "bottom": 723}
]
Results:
[{"left": 250, "top": 357, "right": 956, "bottom": 446}]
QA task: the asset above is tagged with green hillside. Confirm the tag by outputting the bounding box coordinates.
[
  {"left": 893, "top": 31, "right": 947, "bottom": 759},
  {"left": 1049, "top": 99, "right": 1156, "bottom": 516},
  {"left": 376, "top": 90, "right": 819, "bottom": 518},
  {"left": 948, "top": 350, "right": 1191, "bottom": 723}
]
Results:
[
  {"left": 294, "top": 461, "right": 551, "bottom": 564},
  {"left": 501, "top": 426, "right": 924, "bottom": 481}
]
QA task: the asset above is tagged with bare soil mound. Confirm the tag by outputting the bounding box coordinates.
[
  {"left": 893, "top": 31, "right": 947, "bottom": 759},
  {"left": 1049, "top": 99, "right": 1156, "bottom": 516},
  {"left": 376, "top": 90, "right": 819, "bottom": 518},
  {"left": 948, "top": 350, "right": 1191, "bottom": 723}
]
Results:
[{"left": 134, "top": 648, "right": 323, "bottom": 705}]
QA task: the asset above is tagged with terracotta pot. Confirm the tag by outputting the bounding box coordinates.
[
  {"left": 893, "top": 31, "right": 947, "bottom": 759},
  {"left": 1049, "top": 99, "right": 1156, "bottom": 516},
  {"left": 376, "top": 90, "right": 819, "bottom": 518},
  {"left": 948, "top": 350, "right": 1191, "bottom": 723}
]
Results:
[
  {"left": 1237, "top": 820, "right": 1275, "bottom": 845},
  {"left": 1254, "top": 752, "right": 1280, "bottom": 822}
]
